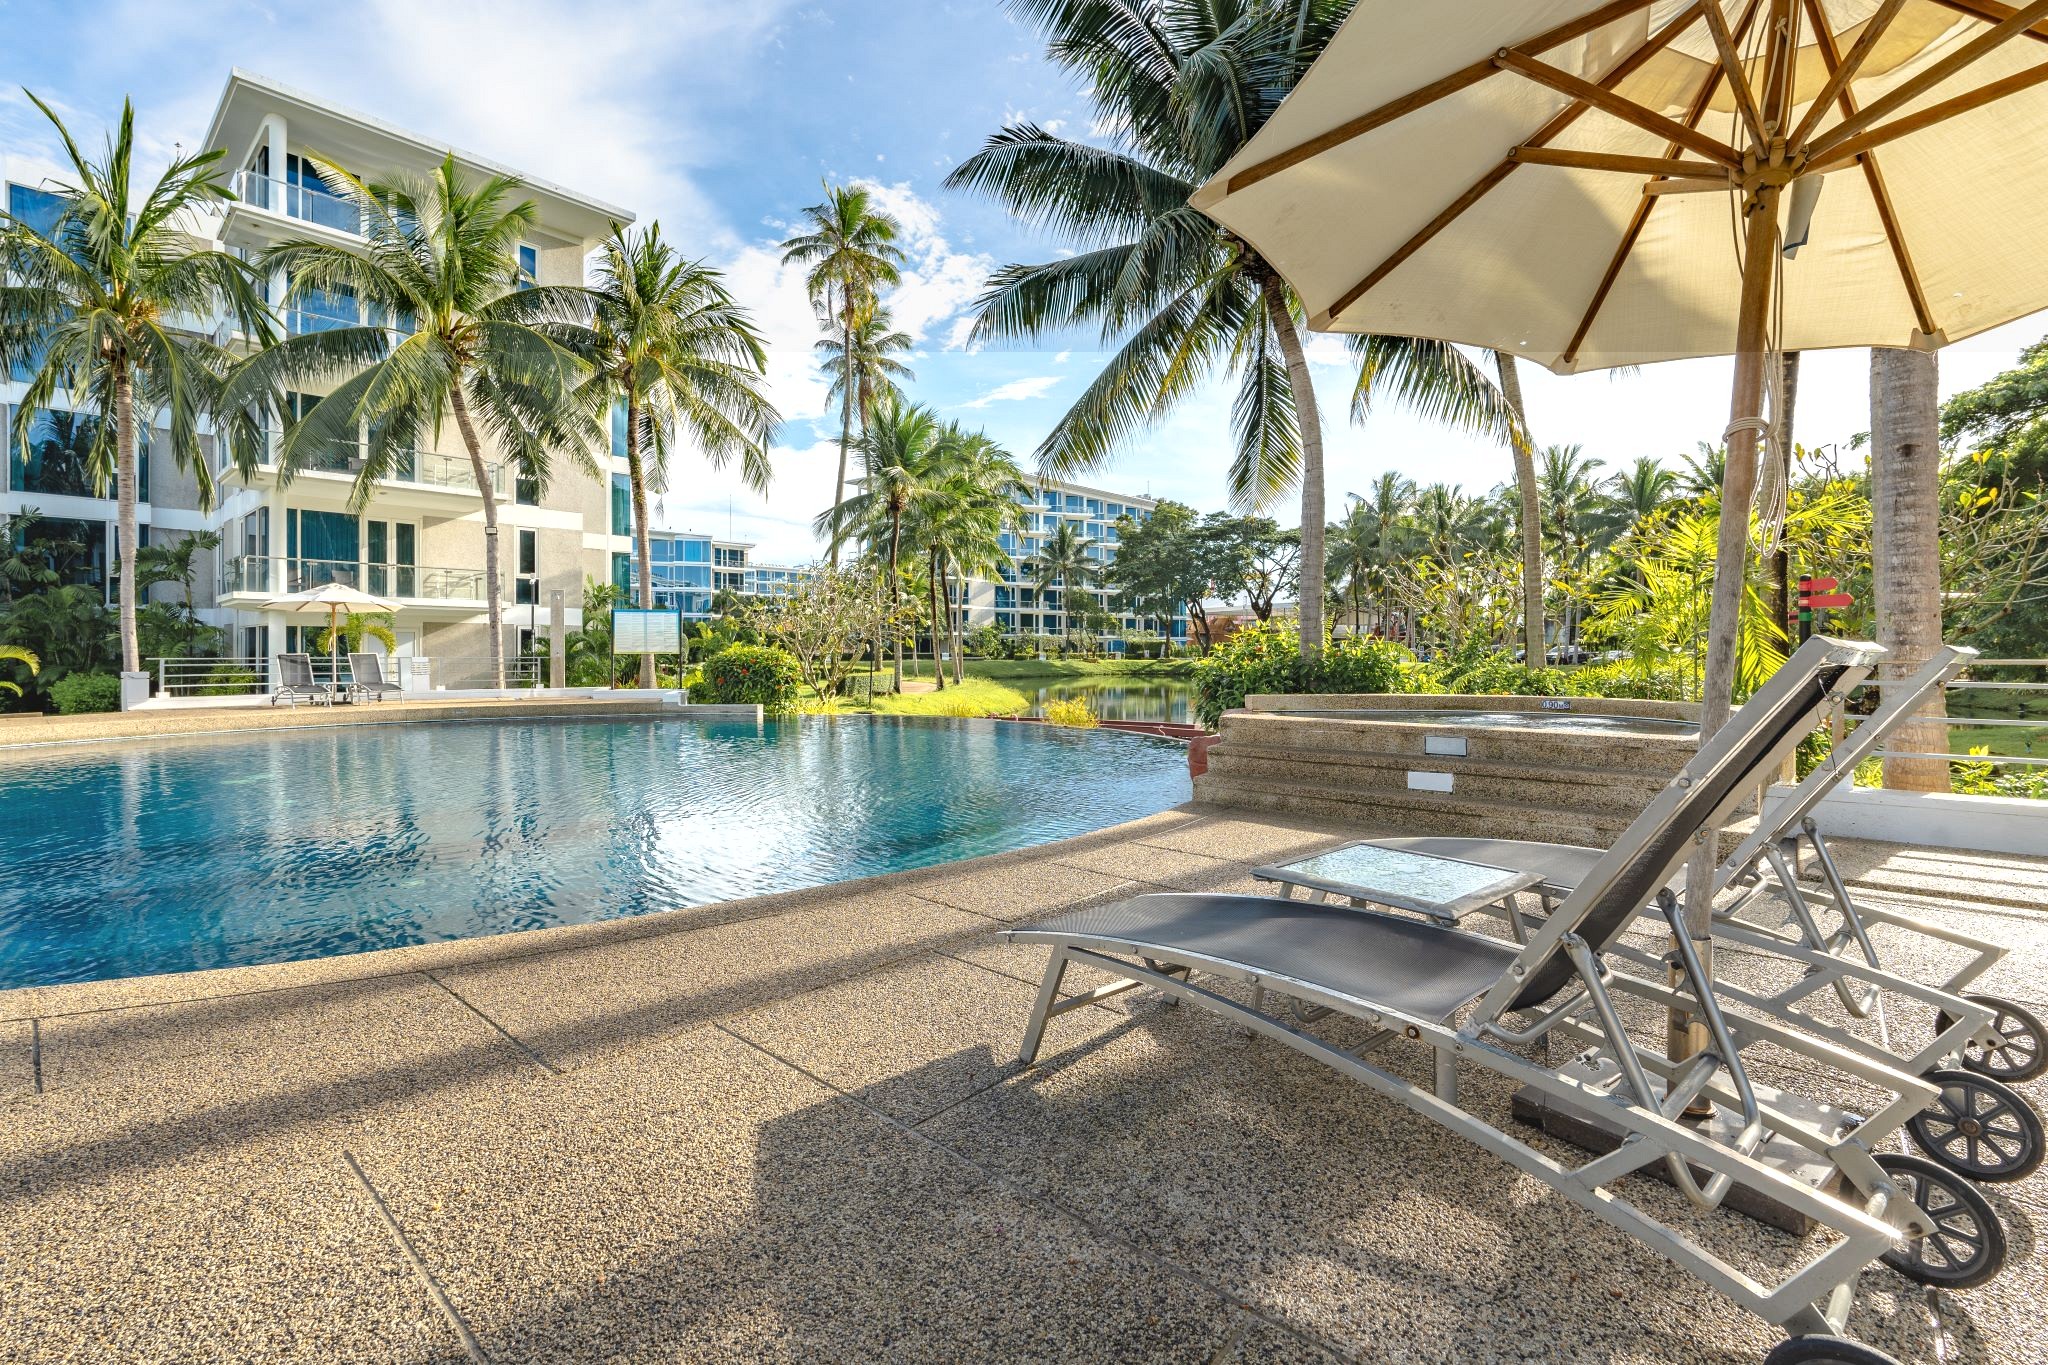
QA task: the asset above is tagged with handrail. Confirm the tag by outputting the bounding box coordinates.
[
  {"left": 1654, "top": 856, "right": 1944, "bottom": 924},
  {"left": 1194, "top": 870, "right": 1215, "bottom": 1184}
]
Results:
[
  {"left": 232, "top": 169, "right": 363, "bottom": 236},
  {"left": 1846, "top": 657, "right": 2047, "bottom": 771},
  {"left": 249, "top": 436, "right": 507, "bottom": 495},
  {"left": 216, "top": 554, "right": 490, "bottom": 603}
]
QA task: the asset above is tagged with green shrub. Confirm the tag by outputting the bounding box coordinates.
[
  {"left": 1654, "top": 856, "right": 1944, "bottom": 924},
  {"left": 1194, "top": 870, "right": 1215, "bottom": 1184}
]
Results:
[
  {"left": 1043, "top": 697, "right": 1099, "bottom": 728},
  {"left": 50, "top": 671, "right": 121, "bottom": 714},
  {"left": 197, "top": 665, "right": 264, "bottom": 696},
  {"left": 1191, "top": 622, "right": 1415, "bottom": 728},
  {"left": 695, "top": 644, "right": 800, "bottom": 714},
  {"left": 1430, "top": 643, "right": 1567, "bottom": 697},
  {"left": 1561, "top": 660, "right": 1693, "bottom": 701}
]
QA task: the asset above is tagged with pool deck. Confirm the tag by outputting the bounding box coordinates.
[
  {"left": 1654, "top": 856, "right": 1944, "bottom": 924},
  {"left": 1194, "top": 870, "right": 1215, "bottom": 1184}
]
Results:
[{"left": 2, "top": 805, "right": 2045, "bottom": 1363}]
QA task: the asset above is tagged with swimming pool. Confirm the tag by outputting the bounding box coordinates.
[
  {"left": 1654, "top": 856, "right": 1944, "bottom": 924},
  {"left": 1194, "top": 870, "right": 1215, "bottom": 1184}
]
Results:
[{"left": 0, "top": 716, "right": 1190, "bottom": 989}]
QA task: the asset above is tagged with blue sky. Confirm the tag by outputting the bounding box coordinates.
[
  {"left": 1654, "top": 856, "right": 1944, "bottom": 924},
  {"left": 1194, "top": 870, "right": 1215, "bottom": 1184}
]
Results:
[{"left": 4, "top": 0, "right": 2045, "bottom": 564}]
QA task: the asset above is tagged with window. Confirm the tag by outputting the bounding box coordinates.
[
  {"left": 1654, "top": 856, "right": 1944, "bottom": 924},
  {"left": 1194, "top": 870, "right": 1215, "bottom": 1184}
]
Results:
[
  {"left": 515, "top": 465, "right": 540, "bottom": 505},
  {"left": 283, "top": 153, "right": 358, "bottom": 234},
  {"left": 612, "top": 551, "right": 633, "bottom": 594},
  {"left": 610, "top": 473, "right": 631, "bottom": 536},
  {"left": 651, "top": 537, "right": 676, "bottom": 562},
  {"left": 515, "top": 528, "right": 538, "bottom": 605},
  {"left": 289, "top": 276, "right": 357, "bottom": 334},
  {"left": 7, "top": 515, "right": 106, "bottom": 592},
  {"left": 679, "top": 537, "right": 709, "bottom": 564},
  {"left": 610, "top": 401, "right": 629, "bottom": 459},
  {"left": 516, "top": 244, "right": 538, "bottom": 290},
  {"left": 285, "top": 508, "right": 360, "bottom": 588},
  {"left": 7, "top": 183, "right": 67, "bottom": 240}
]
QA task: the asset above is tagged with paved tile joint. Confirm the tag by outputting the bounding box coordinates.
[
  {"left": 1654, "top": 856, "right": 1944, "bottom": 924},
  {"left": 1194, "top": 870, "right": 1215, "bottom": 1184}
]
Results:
[{"left": 2, "top": 808, "right": 2044, "bottom": 1362}]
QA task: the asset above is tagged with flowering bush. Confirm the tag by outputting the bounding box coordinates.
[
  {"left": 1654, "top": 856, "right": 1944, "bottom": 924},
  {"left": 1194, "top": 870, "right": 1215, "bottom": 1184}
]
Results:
[
  {"left": 696, "top": 644, "right": 801, "bottom": 715},
  {"left": 1191, "top": 622, "right": 1415, "bottom": 728}
]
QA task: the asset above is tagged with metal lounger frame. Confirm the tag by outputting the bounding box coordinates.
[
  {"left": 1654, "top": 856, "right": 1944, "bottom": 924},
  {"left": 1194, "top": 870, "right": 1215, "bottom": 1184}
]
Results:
[
  {"left": 272, "top": 652, "right": 338, "bottom": 708},
  {"left": 347, "top": 652, "right": 405, "bottom": 704},
  {"left": 1012, "top": 637, "right": 1929, "bottom": 1339}
]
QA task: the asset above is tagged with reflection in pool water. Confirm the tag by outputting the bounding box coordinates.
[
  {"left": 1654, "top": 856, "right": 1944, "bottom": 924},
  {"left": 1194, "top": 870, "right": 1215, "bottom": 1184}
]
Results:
[
  {"left": 0, "top": 716, "right": 1190, "bottom": 988},
  {"left": 1029, "top": 678, "right": 1197, "bottom": 724}
]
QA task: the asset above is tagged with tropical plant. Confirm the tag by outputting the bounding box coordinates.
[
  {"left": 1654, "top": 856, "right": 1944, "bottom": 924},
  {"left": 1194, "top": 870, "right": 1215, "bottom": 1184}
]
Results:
[
  {"left": 780, "top": 183, "right": 905, "bottom": 558},
  {"left": 1042, "top": 696, "right": 1099, "bottom": 728},
  {"left": 49, "top": 670, "right": 120, "bottom": 714},
  {"left": 0, "top": 94, "right": 274, "bottom": 674},
  {"left": 583, "top": 223, "right": 779, "bottom": 686},
  {"left": 1027, "top": 519, "right": 1098, "bottom": 627},
  {"left": 908, "top": 427, "right": 1022, "bottom": 685},
  {"left": 1599, "top": 456, "right": 1681, "bottom": 539},
  {"left": 818, "top": 298, "right": 914, "bottom": 437},
  {"left": 1190, "top": 620, "right": 1413, "bottom": 728},
  {"left": 310, "top": 612, "right": 398, "bottom": 658},
  {"left": 0, "top": 643, "right": 37, "bottom": 698},
  {"left": 222, "top": 154, "right": 600, "bottom": 688},
  {"left": 133, "top": 528, "right": 221, "bottom": 621},
  {"left": 743, "top": 563, "right": 902, "bottom": 701},
  {"left": 0, "top": 508, "right": 61, "bottom": 601},
  {"left": 696, "top": 643, "right": 801, "bottom": 714},
  {"left": 948, "top": 0, "right": 1354, "bottom": 661},
  {"left": 0, "top": 583, "right": 114, "bottom": 702}
]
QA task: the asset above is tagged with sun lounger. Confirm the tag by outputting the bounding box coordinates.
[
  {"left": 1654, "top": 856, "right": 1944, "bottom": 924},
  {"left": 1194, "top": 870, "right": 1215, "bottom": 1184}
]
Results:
[
  {"left": 346, "top": 652, "right": 405, "bottom": 703},
  {"left": 1008, "top": 638, "right": 1980, "bottom": 1363},
  {"left": 1354, "top": 644, "right": 2043, "bottom": 1188},
  {"left": 272, "top": 652, "right": 340, "bottom": 707}
]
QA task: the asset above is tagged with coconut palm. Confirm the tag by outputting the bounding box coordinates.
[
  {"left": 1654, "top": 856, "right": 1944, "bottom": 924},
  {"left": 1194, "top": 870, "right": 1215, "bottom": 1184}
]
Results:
[
  {"left": 818, "top": 299, "right": 914, "bottom": 437},
  {"left": 1871, "top": 346, "right": 1949, "bottom": 792},
  {"left": 134, "top": 528, "right": 222, "bottom": 627},
  {"left": 913, "top": 429, "right": 1023, "bottom": 686},
  {"left": 1324, "top": 495, "right": 1378, "bottom": 637},
  {"left": 1599, "top": 456, "right": 1681, "bottom": 541},
  {"left": 817, "top": 395, "right": 951, "bottom": 690},
  {"left": 1678, "top": 443, "right": 1727, "bottom": 498},
  {"left": 781, "top": 184, "right": 905, "bottom": 560},
  {"left": 223, "top": 155, "right": 600, "bottom": 688},
  {"left": 948, "top": 0, "right": 1353, "bottom": 661},
  {"left": 583, "top": 224, "right": 780, "bottom": 687},
  {"left": 1028, "top": 520, "right": 1099, "bottom": 640},
  {"left": 1353, "top": 337, "right": 1535, "bottom": 658},
  {"left": 0, "top": 95, "right": 274, "bottom": 674}
]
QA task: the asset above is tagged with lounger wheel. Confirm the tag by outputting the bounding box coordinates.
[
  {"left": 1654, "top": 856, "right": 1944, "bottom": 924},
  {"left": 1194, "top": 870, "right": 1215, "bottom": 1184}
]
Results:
[
  {"left": 1906, "top": 1068, "right": 2045, "bottom": 1183},
  {"left": 1761, "top": 1336, "right": 1902, "bottom": 1365},
  {"left": 1875, "top": 1152, "right": 2007, "bottom": 1290},
  {"left": 1935, "top": 993, "right": 2048, "bottom": 1083}
]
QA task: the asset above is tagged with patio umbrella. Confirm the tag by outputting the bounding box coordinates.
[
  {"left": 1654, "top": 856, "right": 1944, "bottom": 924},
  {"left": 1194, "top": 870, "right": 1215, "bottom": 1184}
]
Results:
[
  {"left": 267, "top": 582, "right": 401, "bottom": 691},
  {"left": 1191, "top": 0, "right": 2048, "bottom": 1052}
]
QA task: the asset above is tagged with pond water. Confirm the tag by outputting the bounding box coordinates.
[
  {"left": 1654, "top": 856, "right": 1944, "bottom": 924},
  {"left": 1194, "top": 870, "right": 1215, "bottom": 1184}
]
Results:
[
  {"left": 1028, "top": 679, "right": 1198, "bottom": 725},
  {"left": 0, "top": 715, "right": 1190, "bottom": 988}
]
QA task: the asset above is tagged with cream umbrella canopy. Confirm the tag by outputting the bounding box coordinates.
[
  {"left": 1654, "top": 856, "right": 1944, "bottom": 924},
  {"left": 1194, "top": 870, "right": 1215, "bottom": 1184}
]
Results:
[
  {"left": 1192, "top": 0, "right": 2048, "bottom": 1052},
  {"left": 267, "top": 582, "right": 401, "bottom": 693}
]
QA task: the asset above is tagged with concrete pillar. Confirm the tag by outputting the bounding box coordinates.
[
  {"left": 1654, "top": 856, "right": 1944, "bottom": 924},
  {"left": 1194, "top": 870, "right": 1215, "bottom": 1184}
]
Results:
[{"left": 549, "top": 589, "right": 567, "bottom": 690}]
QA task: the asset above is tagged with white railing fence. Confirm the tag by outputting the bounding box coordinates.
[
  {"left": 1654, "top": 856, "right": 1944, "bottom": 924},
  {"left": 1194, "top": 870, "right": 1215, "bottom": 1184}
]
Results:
[
  {"left": 1848, "top": 657, "right": 2048, "bottom": 771},
  {"left": 150, "top": 654, "right": 546, "bottom": 697}
]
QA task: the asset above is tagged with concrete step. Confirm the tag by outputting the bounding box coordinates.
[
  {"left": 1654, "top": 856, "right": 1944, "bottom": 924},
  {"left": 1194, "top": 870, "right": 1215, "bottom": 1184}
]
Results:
[
  {"left": 1193, "top": 772, "right": 1641, "bottom": 848},
  {"left": 1216, "top": 710, "right": 1694, "bottom": 771},
  {"left": 1204, "top": 742, "right": 1667, "bottom": 815}
]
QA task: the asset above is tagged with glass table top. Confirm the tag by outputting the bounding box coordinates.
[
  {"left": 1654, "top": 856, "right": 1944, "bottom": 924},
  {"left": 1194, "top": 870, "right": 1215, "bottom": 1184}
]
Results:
[{"left": 1269, "top": 843, "right": 1534, "bottom": 912}]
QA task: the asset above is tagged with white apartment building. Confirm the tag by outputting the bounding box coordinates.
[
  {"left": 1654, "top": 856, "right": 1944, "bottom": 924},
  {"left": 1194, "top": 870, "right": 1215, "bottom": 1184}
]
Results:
[
  {"left": 2, "top": 71, "right": 636, "bottom": 684},
  {"left": 960, "top": 476, "right": 1189, "bottom": 651}
]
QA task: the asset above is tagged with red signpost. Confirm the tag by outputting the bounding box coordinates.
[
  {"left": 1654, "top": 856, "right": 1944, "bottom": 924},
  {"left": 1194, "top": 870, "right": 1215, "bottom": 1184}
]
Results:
[{"left": 1793, "top": 576, "right": 1855, "bottom": 641}]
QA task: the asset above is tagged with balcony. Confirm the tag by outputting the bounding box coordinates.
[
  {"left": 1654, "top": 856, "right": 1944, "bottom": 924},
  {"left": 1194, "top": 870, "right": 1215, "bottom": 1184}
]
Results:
[
  {"left": 228, "top": 435, "right": 508, "bottom": 502},
  {"left": 218, "top": 554, "right": 490, "bottom": 606},
  {"left": 231, "top": 170, "right": 363, "bottom": 238}
]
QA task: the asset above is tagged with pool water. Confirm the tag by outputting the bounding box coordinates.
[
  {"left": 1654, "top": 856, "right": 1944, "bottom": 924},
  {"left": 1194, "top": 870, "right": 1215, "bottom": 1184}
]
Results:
[{"left": 0, "top": 716, "right": 1190, "bottom": 989}]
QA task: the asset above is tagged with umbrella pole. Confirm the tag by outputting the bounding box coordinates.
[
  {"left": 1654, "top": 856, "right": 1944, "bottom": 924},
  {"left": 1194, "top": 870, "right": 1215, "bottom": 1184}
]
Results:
[{"left": 1672, "top": 181, "right": 1782, "bottom": 1090}]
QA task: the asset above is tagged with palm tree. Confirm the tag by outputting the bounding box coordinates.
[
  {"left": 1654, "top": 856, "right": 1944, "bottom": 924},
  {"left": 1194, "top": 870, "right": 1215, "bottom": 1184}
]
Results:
[
  {"left": 1599, "top": 456, "right": 1680, "bottom": 540},
  {"left": 948, "top": 0, "right": 1352, "bottom": 662},
  {"left": 915, "top": 428, "right": 1023, "bottom": 685},
  {"left": 818, "top": 298, "right": 914, "bottom": 437},
  {"left": 0, "top": 95, "right": 273, "bottom": 675},
  {"left": 781, "top": 184, "right": 905, "bottom": 559},
  {"left": 1871, "top": 346, "right": 1949, "bottom": 792},
  {"left": 1324, "top": 496, "right": 1378, "bottom": 637},
  {"left": 224, "top": 155, "right": 599, "bottom": 688},
  {"left": 1678, "top": 443, "right": 1727, "bottom": 498},
  {"left": 583, "top": 224, "right": 780, "bottom": 687},
  {"left": 1028, "top": 519, "right": 1099, "bottom": 644},
  {"left": 134, "top": 528, "right": 222, "bottom": 627},
  {"left": 818, "top": 395, "right": 950, "bottom": 690},
  {"left": 1353, "top": 337, "right": 1536, "bottom": 661}
]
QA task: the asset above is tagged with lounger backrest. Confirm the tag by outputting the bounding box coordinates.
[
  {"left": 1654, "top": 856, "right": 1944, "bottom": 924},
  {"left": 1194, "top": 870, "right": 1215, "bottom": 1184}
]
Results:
[
  {"left": 1713, "top": 643, "right": 1974, "bottom": 888},
  {"left": 276, "top": 653, "right": 313, "bottom": 688},
  {"left": 1492, "top": 636, "right": 1883, "bottom": 1015},
  {"left": 348, "top": 652, "right": 386, "bottom": 687}
]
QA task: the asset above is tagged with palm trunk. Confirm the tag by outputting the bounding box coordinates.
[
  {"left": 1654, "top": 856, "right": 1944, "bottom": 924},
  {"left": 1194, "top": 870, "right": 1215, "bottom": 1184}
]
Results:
[
  {"left": 1871, "top": 346, "right": 1950, "bottom": 792},
  {"left": 886, "top": 510, "right": 903, "bottom": 693},
  {"left": 112, "top": 362, "right": 140, "bottom": 675},
  {"left": 1770, "top": 352, "right": 1801, "bottom": 642},
  {"left": 627, "top": 391, "right": 658, "bottom": 689},
  {"left": 448, "top": 382, "right": 505, "bottom": 689},
  {"left": 946, "top": 556, "right": 965, "bottom": 684},
  {"left": 928, "top": 547, "right": 946, "bottom": 691},
  {"left": 1493, "top": 350, "right": 1544, "bottom": 666},
  {"left": 1262, "top": 273, "right": 1324, "bottom": 660},
  {"left": 828, "top": 309, "right": 855, "bottom": 563}
]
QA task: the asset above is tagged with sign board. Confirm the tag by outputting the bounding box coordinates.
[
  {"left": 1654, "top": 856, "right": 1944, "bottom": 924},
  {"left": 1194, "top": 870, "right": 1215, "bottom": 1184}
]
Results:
[
  {"left": 1797, "top": 576, "right": 1839, "bottom": 593},
  {"left": 1803, "top": 592, "right": 1855, "bottom": 610},
  {"left": 612, "top": 607, "right": 683, "bottom": 655}
]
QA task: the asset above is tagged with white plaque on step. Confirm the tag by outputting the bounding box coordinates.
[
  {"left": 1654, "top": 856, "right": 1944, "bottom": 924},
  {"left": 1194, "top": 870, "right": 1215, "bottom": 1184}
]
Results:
[
  {"left": 1407, "top": 770, "right": 1455, "bottom": 793},
  {"left": 1423, "top": 735, "right": 1468, "bottom": 757}
]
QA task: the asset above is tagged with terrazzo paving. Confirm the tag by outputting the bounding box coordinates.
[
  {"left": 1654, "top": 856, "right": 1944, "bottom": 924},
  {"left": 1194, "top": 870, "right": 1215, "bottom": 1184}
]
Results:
[{"left": 1, "top": 804, "right": 2044, "bottom": 1363}]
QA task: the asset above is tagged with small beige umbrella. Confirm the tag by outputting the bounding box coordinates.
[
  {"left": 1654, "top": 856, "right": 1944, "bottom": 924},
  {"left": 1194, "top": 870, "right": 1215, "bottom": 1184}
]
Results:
[
  {"left": 267, "top": 581, "right": 401, "bottom": 696},
  {"left": 1193, "top": 0, "right": 2048, "bottom": 1050}
]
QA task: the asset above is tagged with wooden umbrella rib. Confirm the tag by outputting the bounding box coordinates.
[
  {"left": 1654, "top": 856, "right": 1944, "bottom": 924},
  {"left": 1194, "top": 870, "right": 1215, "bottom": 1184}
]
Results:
[
  {"left": 1925, "top": 0, "right": 2048, "bottom": 46},
  {"left": 1703, "top": 0, "right": 1771, "bottom": 148},
  {"left": 1317, "top": 1, "right": 1712, "bottom": 326},
  {"left": 1810, "top": 56, "right": 2048, "bottom": 166},
  {"left": 1562, "top": 0, "right": 1765, "bottom": 365},
  {"left": 1788, "top": 0, "right": 1909, "bottom": 149},
  {"left": 1805, "top": 0, "right": 2048, "bottom": 161},
  {"left": 1803, "top": 0, "right": 1938, "bottom": 337},
  {"left": 1495, "top": 49, "right": 1745, "bottom": 166},
  {"left": 1508, "top": 147, "right": 1733, "bottom": 177},
  {"left": 1221, "top": 0, "right": 1668, "bottom": 195}
]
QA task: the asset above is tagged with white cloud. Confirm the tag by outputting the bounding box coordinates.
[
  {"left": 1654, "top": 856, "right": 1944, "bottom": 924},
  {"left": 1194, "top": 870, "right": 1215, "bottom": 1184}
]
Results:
[
  {"left": 962, "top": 376, "right": 1061, "bottom": 409},
  {"left": 853, "top": 179, "right": 994, "bottom": 349},
  {"left": 1054, "top": 350, "right": 1072, "bottom": 364}
]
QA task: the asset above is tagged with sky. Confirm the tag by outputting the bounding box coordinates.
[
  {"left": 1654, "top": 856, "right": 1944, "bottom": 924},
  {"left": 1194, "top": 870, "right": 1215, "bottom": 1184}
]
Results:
[{"left": 3, "top": 0, "right": 2044, "bottom": 565}]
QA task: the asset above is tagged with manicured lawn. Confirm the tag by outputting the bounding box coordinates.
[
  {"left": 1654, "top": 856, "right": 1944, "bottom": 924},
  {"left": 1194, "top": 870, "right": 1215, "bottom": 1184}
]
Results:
[
  {"left": 801, "top": 676, "right": 1033, "bottom": 719},
  {"left": 963, "top": 657, "right": 1195, "bottom": 684}
]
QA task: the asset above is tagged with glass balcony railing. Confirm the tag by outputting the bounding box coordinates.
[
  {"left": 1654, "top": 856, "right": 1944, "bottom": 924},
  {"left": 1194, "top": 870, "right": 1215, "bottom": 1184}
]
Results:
[
  {"left": 218, "top": 555, "right": 490, "bottom": 603},
  {"left": 248, "top": 434, "right": 508, "bottom": 497},
  {"left": 233, "top": 170, "right": 363, "bottom": 236}
]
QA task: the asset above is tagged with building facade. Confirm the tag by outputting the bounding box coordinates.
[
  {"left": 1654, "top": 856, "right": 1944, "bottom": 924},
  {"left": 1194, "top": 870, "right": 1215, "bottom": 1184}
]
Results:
[
  {"left": 626, "top": 529, "right": 810, "bottom": 620},
  {"left": 2, "top": 71, "right": 635, "bottom": 686},
  {"left": 960, "top": 476, "right": 1188, "bottom": 651}
]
